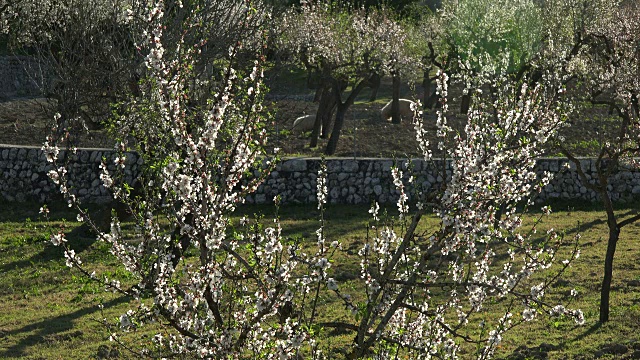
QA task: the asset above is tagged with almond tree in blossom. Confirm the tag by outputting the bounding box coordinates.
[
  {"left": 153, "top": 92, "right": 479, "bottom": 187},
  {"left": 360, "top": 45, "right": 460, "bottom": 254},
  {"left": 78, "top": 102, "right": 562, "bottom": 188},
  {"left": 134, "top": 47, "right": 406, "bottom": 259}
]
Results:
[
  {"left": 278, "top": 2, "right": 418, "bottom": 154},
  {"left": 553, "top": 0, "right": 640, "bottom": 323},
  {"left": 325, "top": 66, "right": 583, "bottom": 358},
  {"left": 1, "top": 0, "right": 268, "bottom": 135},
  {"left": 41, "top": 0, "right": 585, "bottom": 358},
  {"left": 43, "top": 1, "right": 309, "bottom": 358}
]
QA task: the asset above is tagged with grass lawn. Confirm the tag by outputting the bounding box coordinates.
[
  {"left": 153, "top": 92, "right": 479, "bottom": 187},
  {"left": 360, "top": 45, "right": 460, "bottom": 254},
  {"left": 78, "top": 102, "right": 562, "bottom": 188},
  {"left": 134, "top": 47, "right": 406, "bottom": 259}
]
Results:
[{"left": 1, "top": 201, "right": 639, "bottom": 359}]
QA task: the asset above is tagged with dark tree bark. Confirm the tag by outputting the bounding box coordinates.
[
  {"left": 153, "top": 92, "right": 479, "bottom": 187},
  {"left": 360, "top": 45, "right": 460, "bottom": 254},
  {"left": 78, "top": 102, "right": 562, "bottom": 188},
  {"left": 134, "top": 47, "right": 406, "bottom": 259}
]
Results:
[
  {"left": 313, "top": 86, "right": 323, "bottom": 103},
  {"left": 322, "top": 77, "right": 345, "bottom": 138},
  {"left": 368, "top": 73, "right": 381, "bottom": 102},
  {"left": 600, "top": 198, "right": 619, "bottom": 323},
  {"left": 391, "top": 73, "right": 401, "bottom": 124},
  {"left": 325, "top": 105, "right": 346, "bottom": 155},
  {"left": 422, "top": 69, "right": 431, "bottom": 109},
  {"left": 460, "top": 92, "right": 471, "bottom": 114},
  {"left": 325, "top": 79, "right": 368, "bottom": 155},
  {"left": 310, "top": 82, "right": 332, "bottom": 147},
  {"left": 321, "top": 97, "right": 337, "bottom": 139},
  {"left": 310, "top": 76, "right": 340, "bottom": 147}
]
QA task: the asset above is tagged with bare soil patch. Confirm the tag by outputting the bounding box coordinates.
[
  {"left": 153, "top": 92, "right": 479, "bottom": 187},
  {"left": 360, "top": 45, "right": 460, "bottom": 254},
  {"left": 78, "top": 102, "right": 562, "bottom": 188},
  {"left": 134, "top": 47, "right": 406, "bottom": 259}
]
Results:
[
  {"left": 0, "top": 90, "right": 614, "bottom": 158},
  {"left": 0, "top": 97, "right": 113, "bottom": 148}
]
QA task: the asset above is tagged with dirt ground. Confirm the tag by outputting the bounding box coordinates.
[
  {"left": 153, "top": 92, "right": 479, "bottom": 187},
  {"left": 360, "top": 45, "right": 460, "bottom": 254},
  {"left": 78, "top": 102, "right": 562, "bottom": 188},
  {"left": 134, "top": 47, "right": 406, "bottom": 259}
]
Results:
[
  {"left": 0, "top": 97, "right": 52, "bottom": 146},
  {"left": 0, "top": 97, "right": 114, "bottom": 148},
  {"left": 0, "top": 88, "right": 614, "bottom": 158},
  {"left": 0, "top": 95, "right": 449, "bottom": 157}
]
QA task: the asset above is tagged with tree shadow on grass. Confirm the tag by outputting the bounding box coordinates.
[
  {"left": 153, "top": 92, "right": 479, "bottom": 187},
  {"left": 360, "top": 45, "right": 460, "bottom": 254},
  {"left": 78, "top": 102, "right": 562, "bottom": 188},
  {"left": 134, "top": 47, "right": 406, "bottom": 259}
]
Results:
[
  {"left": 488, "top": 215, "right": 607, "bottom": 264},
  {"left": 0, "top": 226, "right": 99, "bottom": 275},
  {"left": 500, "top": 323, "right": 604, "bottom": 360},
  {"left": 569, "top": 321, "right": 603, "bottom": 345},
  {"left": 0, "top": 295, "right": 131, "bottom": 359}
]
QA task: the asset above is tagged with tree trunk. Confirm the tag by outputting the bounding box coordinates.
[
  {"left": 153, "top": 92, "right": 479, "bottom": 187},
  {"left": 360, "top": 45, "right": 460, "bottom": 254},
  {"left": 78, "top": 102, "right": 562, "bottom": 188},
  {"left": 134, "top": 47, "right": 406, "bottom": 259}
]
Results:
[
  {"left": 460, "top": 92, "right": 471, "bottom": 114},
  {"left": 313, "top": 86, "right": 323, "bottom": 103},
  {"left": 391, "top": 74, "right": 401, "bottom": 124},
  {"left": 425, "top": 75, "right": 440, "bottom": 109},
  {"left": 309, "top": 69, "right": 323, "bottom": 102},
  {"left": 600, "top": 195, "right": 620, "bottom": 323},
  {"left": 368, "top": 73, "right": 381, "bottom": 102},
  {"left": 321, "top": 92, "right": 337, "bottom": 139},
  {"left": 599, "top": 225, "right": 619, "bottom": 323},
  {"left": 325, "top": 104, "right": 347, "bottom": 155},
  {"left": 422, "top": 69, "right": 431, "bottom": 109},
  {"left": 325, "top": 79, "right": 368, "bottom": 155},
  {"left": 310, "top": 84, "right": 331, "bottom": 147},
  {"left": 321, "top": 78, "right": 346, "bottom": 139}
]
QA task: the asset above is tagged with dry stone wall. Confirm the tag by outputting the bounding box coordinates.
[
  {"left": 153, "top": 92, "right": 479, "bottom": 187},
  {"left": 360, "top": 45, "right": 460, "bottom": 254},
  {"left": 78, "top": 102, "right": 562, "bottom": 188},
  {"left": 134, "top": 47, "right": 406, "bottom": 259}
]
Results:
[
  {"left": 248, "top": 158, "right": 640, "bottom": 205},
  {"left": 1, "top": 145, "right": 639, "bottom": 205},
  {"left": 0, "top": 145, "right": 139, "bottom": 203}
]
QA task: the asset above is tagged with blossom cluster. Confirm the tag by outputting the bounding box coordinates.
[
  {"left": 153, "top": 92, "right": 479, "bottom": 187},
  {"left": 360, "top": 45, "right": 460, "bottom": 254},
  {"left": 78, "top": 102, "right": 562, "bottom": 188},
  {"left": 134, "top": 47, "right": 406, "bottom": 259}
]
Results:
[
  {"left": 333, "top": 41, "right": 583, "bottom": 358},
  {"left": 40, "top": 1, "right": 312, "bottom": 358},
  {"left": 279, "top": 3, "right": 417, "bottom": 81}
]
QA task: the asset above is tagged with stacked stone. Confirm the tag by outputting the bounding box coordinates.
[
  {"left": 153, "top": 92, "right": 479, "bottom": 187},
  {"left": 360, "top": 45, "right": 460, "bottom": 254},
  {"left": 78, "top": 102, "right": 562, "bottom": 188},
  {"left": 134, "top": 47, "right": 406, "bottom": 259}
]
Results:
[
  {"left": 1, "top": 145, "right": 640, "bottom": 205},
  {"left": 0, "top": 145, "right": 139, "bottom": 203},
  {"left": 247, "top": 158, "right": 640, "bottom": 205},
  {"left": 246, "top": 158, "right": 453, "bottom": 205},
  {"left": 535, "top": 158, "right": 640, "bottom": 203}
]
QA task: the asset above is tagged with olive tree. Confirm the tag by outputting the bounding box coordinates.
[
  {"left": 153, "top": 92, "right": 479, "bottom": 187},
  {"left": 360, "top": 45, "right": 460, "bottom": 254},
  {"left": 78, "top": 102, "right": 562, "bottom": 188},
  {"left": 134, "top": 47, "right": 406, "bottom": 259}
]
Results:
[{"left": 433, "top": 0, "right": 546, "bottom": 114}]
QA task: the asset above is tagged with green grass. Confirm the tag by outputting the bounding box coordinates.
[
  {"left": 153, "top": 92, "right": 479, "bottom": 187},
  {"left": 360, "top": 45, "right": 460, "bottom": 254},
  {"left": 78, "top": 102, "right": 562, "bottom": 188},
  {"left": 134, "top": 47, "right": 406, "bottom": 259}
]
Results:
[{"left": 1, "top": 201, "right": 639, "bottom": 359}]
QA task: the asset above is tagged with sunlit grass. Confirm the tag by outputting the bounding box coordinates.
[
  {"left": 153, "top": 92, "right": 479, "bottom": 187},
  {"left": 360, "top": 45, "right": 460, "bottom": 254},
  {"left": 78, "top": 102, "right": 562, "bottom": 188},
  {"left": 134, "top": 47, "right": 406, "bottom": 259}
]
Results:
[{"left": 1, "top": 201, "right": 639, "bottom": 359}]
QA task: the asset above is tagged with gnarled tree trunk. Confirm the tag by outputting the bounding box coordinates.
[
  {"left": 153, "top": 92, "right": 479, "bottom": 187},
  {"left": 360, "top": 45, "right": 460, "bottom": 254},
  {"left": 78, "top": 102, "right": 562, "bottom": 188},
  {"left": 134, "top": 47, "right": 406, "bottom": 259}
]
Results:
[
  {"left": 310, "top": 82, "right": 336, "bottom": 147},
  {"left": 325, "top": 78, "right": 368, "bottom": 155},
  {"left": 422, "top": 69, "right": 431, "bottom": 109}
]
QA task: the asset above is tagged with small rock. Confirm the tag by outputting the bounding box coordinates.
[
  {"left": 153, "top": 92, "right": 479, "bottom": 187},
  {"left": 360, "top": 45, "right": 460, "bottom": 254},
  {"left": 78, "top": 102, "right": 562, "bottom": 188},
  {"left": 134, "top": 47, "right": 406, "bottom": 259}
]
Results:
[
  {"left": 538, "top": 343, "right": 559, "bottom": 352},
  {"left": 600, "top": 343, "right": 628, "bottom": 355},
  {"left": 628, "top": 280, "right": 640, "bottom": 287},
  {"left": 342, "top": 160, "right": 359, "bottom": 172}
]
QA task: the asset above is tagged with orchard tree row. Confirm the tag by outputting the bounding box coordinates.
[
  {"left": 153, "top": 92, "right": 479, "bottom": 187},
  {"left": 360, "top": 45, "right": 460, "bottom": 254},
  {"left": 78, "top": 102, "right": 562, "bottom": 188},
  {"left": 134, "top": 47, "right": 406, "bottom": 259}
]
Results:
[{"left": 1, "top": 0, "right": 639, "bottom": 359}]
